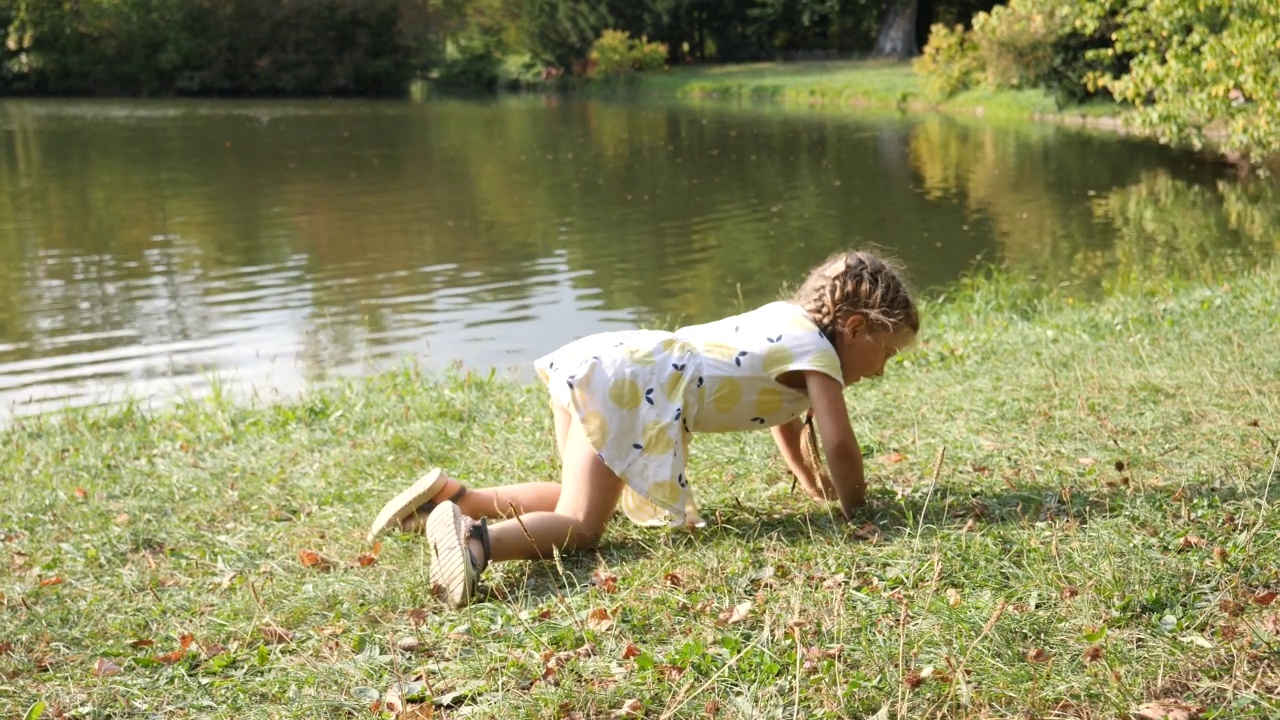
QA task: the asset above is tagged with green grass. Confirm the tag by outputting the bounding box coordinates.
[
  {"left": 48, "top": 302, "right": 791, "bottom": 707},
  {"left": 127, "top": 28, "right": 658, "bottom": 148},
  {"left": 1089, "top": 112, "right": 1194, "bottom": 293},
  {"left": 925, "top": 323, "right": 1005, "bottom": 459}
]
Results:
[
  {"left": 620, "top": 59, "right": 1129, "bottom": 123},
  {"left": 3, "top": 268, "right": 1279, "bottom": 719}
]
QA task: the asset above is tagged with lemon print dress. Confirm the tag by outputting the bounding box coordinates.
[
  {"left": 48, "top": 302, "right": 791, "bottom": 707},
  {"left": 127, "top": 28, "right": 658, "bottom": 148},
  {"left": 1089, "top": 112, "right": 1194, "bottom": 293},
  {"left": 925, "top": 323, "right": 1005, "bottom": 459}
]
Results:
[{"left": 535, "top": 301, "right": 844, "bottom": 528}]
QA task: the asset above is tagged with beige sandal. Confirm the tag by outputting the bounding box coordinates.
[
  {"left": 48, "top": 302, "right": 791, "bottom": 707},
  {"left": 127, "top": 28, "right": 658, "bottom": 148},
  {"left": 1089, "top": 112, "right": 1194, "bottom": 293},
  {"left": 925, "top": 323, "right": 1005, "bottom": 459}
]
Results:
[
  {"left": 367, "top": 469, "right": 466, "bottom": 543},
  {"left": 426, "top": 500, "right": 489, "bottom": 608}
]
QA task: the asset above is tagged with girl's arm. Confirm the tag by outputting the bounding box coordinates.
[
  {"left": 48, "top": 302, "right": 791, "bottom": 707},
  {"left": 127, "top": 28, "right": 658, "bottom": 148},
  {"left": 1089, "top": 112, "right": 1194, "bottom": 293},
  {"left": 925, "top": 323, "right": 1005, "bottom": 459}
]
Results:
[
  {"left": 802, "top": 370, "right": 867, "bottom": 517},
  {"left": 770, "top": 419, "right": 834, "bottom": 500}
]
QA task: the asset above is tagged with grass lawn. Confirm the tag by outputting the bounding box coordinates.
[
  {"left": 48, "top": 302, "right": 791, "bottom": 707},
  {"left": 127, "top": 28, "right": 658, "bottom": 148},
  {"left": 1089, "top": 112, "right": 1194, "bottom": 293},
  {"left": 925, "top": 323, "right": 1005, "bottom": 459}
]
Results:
[
  {"left": 622, "top": 59, "right": 1127, "bottom": 124},
  {"left": 2, "top": 268, "right": 1278, "bottom": 719}
]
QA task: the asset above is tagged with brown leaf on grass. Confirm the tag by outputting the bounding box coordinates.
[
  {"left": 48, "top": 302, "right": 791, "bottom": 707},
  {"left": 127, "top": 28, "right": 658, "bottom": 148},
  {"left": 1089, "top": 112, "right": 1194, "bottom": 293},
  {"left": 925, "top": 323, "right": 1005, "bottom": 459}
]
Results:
[
  {"left": 946, "top": 588, "right": 962, "bottom": 608},
  {"left": 0, "top": 642, "right": 12, "bottom": 654},
  {"left": 202, "top": 643, "right": 228, "bottom": 657},
  {"left": 408, "top": 608, "right": 428, "bottom": 627},
  {"left": 591, "top": 569, "right": 618, "bottom": 594},
  {"left": 1178, "top": 535, "right": 1206, "bottom": 550},
  {"left": 1083, "top": 645, "right": 1104, "bottom": 663},
  {"left": 1131, "top": 699, "right": 1203, "bottom": 719},
  {"left": 1025, "top": 648, "right": 1051, "bottom": 663},
  {"left": 93, "top": 657, "right": 123, "bottom": 677},
  {"left": 874, "top": 452, "right": 906, "bottom": 465},
  {"left": 1061, "top": 586, "right": 1080, "bottom": 600},
  {"left": 154, "top": 634, "right": 194, "bottom": 664},
  {"left": 260, "top": 625, "right": 294, "bottom": 645},
  {"left": 1077, "top": 457, "right": 1097, "bottom": 468},
  {"left": 586, "top": 608, "right": 614, "bottom": 632},
  {"left": 902, "top": 670, "right": 924, "bottom": 689},
  {"left": 852, "top": 522, "right": 881, "bottom": 542},
  {"left": 821, "top": 573, "right": 846, "bottom": 590},
  {"left": 127, "top": 639, "right": 154, "bottom": 648},
  {"left": 960, "top": 518, "right": 978, "bottom": 533},
  {"left": 663, "top": 572, "right": 683, "bottom": 588},
  {"left": 1212, "top": 546, "right": 1228, "bottom": 563},
  {"left": 38, "top": 576, "right": 64, "bottom": 588},
  {"left": 297, "top": 549, "right": 336, "bottom": 571},
  {"left": 621, "top": 643, "right": 642, "bottom": 660},
  {"left": 353, "top": 540, "right": 383, "bottom": 568},
  {"left": 704, "top": 700, "right": 720, "bottom": 716},
  {"left": 74, "top": 487, "right": 88, "bottom": 500},
  {"left": 10, "top": 552, "right": 28, "bottom": 569},
  {"left": 1253, "top": 590, "right": 1278, "bottom": 606},
  {"left": 716, "top": 600, "right": 754, "bottom": 626},
  {"left": 612, "top": 698, "right": 643, "bottom": 717},
  {"left": 1262, "top": 614, "right": 1279, "bottom": 634}
]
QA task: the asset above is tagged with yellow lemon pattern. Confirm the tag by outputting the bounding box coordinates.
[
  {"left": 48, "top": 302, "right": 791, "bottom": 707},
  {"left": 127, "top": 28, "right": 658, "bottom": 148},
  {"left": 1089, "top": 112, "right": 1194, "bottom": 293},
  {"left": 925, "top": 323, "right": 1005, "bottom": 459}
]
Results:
[{"left": 532, "top": 303, "right": 842, "bottom": 528}]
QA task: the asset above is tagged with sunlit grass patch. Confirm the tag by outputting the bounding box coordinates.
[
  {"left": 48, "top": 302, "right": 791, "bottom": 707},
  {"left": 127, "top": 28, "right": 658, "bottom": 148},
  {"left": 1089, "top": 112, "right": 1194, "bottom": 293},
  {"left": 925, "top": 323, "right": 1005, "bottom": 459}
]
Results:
[{"left": 2, "top": 267, "right": 1278, "bottom": 718}]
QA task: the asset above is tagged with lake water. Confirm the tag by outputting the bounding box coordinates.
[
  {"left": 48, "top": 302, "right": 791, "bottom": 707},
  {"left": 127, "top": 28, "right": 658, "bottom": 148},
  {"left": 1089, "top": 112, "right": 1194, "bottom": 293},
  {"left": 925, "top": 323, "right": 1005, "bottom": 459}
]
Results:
[{"left": 1, "top": 95, "right": 1276, "bottom": 419}]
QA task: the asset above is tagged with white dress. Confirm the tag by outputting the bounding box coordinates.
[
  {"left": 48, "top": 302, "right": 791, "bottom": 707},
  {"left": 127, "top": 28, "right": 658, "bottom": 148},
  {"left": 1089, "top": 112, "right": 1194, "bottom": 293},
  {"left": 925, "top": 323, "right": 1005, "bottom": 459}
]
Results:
[{"left": 535, "top": 301, "right": 844, "bottom": 527}]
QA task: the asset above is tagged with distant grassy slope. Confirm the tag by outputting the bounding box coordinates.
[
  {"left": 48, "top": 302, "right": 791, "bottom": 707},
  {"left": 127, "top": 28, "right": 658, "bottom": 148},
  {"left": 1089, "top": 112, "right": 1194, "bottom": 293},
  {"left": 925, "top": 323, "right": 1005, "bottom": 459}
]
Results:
[{"left": 623, "top": 59, "right": 1126, "bottom": 123}]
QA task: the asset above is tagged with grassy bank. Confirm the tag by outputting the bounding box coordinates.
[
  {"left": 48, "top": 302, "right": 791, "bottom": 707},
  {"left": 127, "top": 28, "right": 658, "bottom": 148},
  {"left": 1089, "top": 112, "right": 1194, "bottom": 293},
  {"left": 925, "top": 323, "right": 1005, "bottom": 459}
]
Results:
[
  {"left": 623, "top": 59, "right": 1125, "bottom": 125},
  {"left": 3, "top": 268, "right": 1278, "bottom": 719}
]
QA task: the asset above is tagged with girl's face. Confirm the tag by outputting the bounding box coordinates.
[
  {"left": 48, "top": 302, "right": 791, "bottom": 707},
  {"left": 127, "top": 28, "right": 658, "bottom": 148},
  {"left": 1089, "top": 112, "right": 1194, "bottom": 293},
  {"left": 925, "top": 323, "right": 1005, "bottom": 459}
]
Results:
[{"left": 835, "top": 316, "right": 916, "bottom": 385}]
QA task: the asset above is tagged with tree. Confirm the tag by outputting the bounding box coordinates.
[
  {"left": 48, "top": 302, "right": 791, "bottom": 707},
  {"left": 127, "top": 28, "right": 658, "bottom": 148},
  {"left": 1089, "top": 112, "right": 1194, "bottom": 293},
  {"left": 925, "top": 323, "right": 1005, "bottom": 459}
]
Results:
[{"left": 873, "top": 0, "right": 919, "bottom": 57}]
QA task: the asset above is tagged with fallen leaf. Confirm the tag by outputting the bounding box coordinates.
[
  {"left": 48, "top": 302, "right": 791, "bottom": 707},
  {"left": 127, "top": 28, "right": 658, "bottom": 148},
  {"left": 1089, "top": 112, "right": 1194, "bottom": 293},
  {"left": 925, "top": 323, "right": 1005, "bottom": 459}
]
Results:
[
  {"left": 946, "top": 588, "right": 962, "bottom": 608},
  {"left": 822, "top": 573, "right": 846, "bottom": 589},
  {"left": 705, "top": 700, "right": 720, "bottom": 716},
  {"left": 1253, "top": 590, "right": 1277, "bottom": 606},
  {"left": 38, "top": 576, "right": 64, "bottom": 588},
  {"left": 114, "top": 513, "right": 130, "bottom": 525},
  {"left": 74, "top": 488, "right": 88, "bottom": 499},
  {"left": 317, "top": 624, "right": 346, "bottom": 637},
  {"left": 902, "top": 670, "right": 924, "bottom": 689},
  {"left": 586, "top": 607, "right": 614, "bottom": 632},
  {"left": 1178, "top": 535, "right": 1206, "bottom": 550},
  {"left": 354, "top": 541, "right": 382, "bottom": 568},
  {"left": 960, "top": 518, "right": 978, "bottom": 533},
  {"left": 154, "top": 634, "right": 194, "bottom": 664},
  {"left": 852, "top": 522, "right": 881, "bottom": 542},
  {"left": 202, "top": 643, "right": 227, "bottom": 657},
  {"left": 93, "top": 657, "right": 123, "bottom": 677},
  {"left": 663, "top": 572, "right": 683, "bottom": 588},
  {"left": 408, "top": 608, "right": 428, "bottom": 627},
  {"left": 1262, "top": 614, "right": 1279, "bottom": 634},
  {"left": 716, "top": 600, "right": 753, "bottom": 626},
  {"left": 396, "top": 637, "right": 420, "bottom": 652},
  {"left": 127, "top": 639, "right": 154, "bottom": 648},
  {"left": 1025, "top": 648, "right": 1051, "bottom": 663},
  {"left": 621, "top": 643, "right": 642, "bottom": 660},
  {"left": 591, "top": 569, "right": 618, "bottom": 594},
  {"left": 1131, "top": 699, "right": 1202, "bottom": 719},
  {"left": 260, "top": 625, "right": 294, "bottom": 645},
  {"left": 1212, "top": 547, "right": 1228, "bottom": 562},
  {"left": 1061, "top": 586, "right": 1080, "bottom": 600},
  {"left": 1077, "top": 457, "right": 1097, "bottom": 468},
  {"left": 1083, "top": 645, "right": 1104, "bottom": 663},
  {"left": 875, "top": 452, "right": 906, "bottom": 465},
  {"left": 10, "top": 552, "right": 28, "bottom": 569},
  {"left": 297, "top": 549, "right": 336, "bottom": 571},
  {"left": 0, "top": 642, "right": 11, "bottom": 654},
  {"left": 613, "top": 698, "right": 643, "bottom": 717}
]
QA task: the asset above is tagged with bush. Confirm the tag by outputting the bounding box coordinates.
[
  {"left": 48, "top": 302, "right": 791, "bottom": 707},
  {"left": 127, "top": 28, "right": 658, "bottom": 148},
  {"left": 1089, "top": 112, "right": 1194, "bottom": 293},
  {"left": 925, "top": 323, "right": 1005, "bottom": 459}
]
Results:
[
  {"left": 969, "top": 0, "right": 1071, "bottom": 89},
  {"left": 912, "top": 23, "right": 981, "bottom": 98},
  {"left": 587, "top": 29, "right": 666, "bottom": 80}
]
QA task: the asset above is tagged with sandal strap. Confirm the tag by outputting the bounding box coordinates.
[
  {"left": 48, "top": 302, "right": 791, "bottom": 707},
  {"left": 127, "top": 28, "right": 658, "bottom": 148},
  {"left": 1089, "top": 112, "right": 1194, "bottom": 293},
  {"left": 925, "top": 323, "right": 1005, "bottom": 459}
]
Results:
[{"left": 466, "top": 517, "right": 491, "bottom": 571}]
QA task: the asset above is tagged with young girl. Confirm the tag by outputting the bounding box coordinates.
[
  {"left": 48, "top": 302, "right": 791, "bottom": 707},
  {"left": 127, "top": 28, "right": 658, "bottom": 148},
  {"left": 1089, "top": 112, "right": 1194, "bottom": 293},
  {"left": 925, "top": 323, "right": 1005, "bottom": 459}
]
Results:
[{"left": 367, "top": 250, "right": 919, "bottom": 607}]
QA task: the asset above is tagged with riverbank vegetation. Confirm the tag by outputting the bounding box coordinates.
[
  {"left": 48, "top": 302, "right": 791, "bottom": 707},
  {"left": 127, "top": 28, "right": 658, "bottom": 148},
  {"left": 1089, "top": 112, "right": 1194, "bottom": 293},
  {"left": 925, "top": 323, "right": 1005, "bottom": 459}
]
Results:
[{"left": 3, "top": 265, "right": 1277, "bottom": 718}]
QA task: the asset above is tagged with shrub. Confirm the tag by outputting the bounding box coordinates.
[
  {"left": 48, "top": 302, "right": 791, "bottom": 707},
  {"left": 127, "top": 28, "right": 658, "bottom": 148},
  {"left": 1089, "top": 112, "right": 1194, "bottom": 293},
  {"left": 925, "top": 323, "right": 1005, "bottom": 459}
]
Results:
[
  {"left": 912, "top": 23, "right": 981, "bottom": 98},
  {"left": 587, "top": 29, "right": 666, "bottom": 80}
]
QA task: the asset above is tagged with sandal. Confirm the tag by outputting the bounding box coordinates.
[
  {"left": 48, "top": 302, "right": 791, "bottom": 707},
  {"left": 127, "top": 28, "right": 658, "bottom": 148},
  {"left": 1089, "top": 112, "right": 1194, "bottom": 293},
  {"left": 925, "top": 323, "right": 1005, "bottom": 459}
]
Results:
[
  {"left": 426, "top": 500, "right": 490, "bottom": 608},
  {"left": 367, "top": 468, "right": 466, "bottom": 543}
]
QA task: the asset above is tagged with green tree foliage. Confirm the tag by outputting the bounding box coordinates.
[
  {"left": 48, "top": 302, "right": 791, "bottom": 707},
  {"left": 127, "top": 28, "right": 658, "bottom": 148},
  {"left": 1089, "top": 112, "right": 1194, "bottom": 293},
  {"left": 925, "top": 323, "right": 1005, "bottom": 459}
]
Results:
[
  {"left": 2, "top": 0, "right": 423, "bottom": 96},
  {"left": 1091, "top": 0, "right": 1280, "bottom": 165},
  {"left": 587, "top": 29, "right": 667, "bottom": 79}
]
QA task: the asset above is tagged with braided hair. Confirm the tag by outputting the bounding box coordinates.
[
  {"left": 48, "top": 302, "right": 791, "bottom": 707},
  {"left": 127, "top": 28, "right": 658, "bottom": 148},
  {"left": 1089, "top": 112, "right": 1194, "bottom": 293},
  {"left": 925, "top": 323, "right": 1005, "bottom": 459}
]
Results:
[{"left": 790, "top": 251, "right": 919, "bottom": 491}]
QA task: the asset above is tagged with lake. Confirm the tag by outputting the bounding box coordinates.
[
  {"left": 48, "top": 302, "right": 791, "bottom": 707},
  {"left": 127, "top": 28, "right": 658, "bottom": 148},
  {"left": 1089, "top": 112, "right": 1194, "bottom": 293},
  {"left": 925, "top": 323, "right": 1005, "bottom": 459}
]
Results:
[{"left": 1, "top": 95, "right": 1275, "bottom": 419}]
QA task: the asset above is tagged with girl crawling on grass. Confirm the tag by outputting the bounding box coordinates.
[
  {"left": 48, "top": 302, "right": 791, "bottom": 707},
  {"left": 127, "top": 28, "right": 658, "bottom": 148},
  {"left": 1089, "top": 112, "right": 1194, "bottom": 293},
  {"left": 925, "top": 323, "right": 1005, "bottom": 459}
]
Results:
[{"left": 367, "top": 250, "right": 920, "bottom": 607}]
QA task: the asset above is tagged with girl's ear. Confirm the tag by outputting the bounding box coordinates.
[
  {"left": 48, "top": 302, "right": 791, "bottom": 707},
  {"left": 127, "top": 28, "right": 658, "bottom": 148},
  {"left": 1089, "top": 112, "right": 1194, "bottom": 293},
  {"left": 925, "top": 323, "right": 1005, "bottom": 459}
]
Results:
[{"left": 843, "top": 314, "right": 868, "bottom": 338}]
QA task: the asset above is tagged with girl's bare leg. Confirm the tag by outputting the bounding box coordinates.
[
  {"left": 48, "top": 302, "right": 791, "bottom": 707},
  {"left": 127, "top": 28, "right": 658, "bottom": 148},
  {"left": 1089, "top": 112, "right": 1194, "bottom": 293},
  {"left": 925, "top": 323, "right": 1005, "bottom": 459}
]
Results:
[
  {"left": 472, "top": 414, "right": 624, "bottom": 563},
  {"left": 448, "top": 401, "right": 573, "bottom": 518}
]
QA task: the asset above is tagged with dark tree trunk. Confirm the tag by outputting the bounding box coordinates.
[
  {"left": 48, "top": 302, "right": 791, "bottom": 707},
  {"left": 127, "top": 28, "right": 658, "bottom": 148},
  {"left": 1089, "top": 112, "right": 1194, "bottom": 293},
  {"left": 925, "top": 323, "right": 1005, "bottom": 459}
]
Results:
[{"left": 873, "top": 0, "right": 920, "bottom": 58}]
